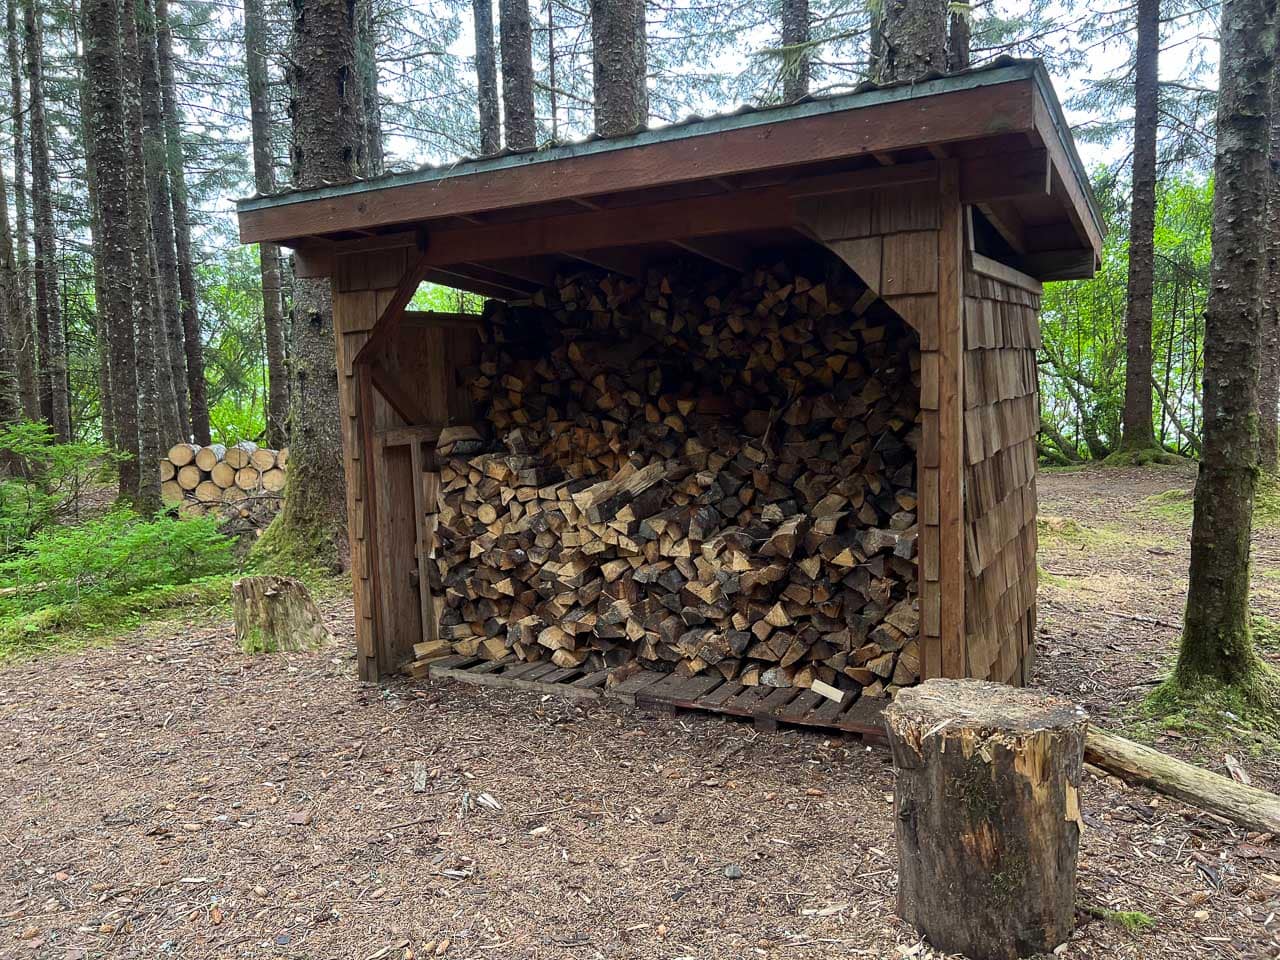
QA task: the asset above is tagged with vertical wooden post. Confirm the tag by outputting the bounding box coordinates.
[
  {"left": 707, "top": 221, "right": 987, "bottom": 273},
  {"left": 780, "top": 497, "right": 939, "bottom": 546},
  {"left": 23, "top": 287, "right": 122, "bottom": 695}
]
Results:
[
  {"left": 936, "top": 161, "right": 967, "bottom": 677},
  {"left": 355, "top": 358, "right": 387, "bottom": 676}
]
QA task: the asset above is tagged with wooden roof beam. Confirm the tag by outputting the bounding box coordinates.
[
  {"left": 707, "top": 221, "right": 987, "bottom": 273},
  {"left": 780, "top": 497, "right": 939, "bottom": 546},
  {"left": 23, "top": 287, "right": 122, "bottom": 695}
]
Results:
[{"left": 669, "top": 236, "right": 752, "bottom": 272}]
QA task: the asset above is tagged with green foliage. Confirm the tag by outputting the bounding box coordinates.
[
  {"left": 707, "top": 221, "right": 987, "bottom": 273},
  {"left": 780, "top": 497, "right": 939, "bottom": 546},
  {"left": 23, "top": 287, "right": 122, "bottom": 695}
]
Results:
[
  {"left": 0, "top": 422, "right": 123, "bottom": 552},
  {"left": 209, "top": 391, "right": 267, "bottom": 447},
  {"left": 1083, "top": 905, "right": 1157, "bottom": 934}
]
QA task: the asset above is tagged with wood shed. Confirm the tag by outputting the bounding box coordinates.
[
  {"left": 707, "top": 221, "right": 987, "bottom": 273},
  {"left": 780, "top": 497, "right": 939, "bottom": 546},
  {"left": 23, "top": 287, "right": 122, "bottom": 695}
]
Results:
[{"left": 236, "top": 59, "right": 1102, "bottom": 718}]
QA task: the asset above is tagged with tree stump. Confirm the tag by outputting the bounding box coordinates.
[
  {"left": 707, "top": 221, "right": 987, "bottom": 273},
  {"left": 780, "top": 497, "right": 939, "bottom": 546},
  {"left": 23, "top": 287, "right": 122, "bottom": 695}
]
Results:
[
  {"left": 884, "top": 679, "right": 1088, "bottom": 960},
  {"left": 232, "top": 575, "right": 331, "bottom": 653}
]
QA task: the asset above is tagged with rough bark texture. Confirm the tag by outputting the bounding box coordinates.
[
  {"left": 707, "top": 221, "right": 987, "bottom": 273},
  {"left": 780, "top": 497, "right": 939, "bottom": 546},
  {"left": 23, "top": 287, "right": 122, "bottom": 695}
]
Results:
[
  {"left": 499, "top": 0, "right": 536, "bottom": 149},
  {"left": 946, "top": 6, "right": 970, "bottom": 72},
  {"left": 0, "top": 139, "right": 24, "bottom": 425},
  {"left": 5, "top": 0, "right": 36, "bottom": 421},
  {"left": 82, "top": 0, "right": 141, "bottom": 501},
  {"left": 356, "top": 0, "right": 383, "bottom": 176},
  {"left": 473, "top": 0, "right": 500, "bottom": 154},
  {"left": 276, "top": 0, "right": 368, "bottom": 559},
  {"left": 140, "top": 0, "right": 185, "bottom": 442},
  {"left": 780, "top": 0, "right": 809, "bottom": 102},
  {"left": 1121, "top": 0, "right": 1159, "bottom": 453},
  {"left": 24, "top": 0, "right": 70, "bottom": 440},
  {"left": 589, "top": 0, "right": 647, "bottom": 136},
  {"left": 244, "top": 0, "right": 289, "bottom": 448},
  {"left": 885, "top": 680, "right": 1086, "bottom": 960},
  {"left": 874, "top": 0, "right": 947, "bottom": 83},
  {"left": 1178, "top": 0, "right": 1278, "bottom": 686},
  {"left": 1260, "top": 58, "right": 1280, "bottom": 472},
  {"left": 122, "top": 0, "right": 164, "bottom": 511},
  {"left": 157, "top": 0, "right": 210, "bottom": 445},
  {"left": 233, "top": 575, "right": 331, "bottom": 652}
]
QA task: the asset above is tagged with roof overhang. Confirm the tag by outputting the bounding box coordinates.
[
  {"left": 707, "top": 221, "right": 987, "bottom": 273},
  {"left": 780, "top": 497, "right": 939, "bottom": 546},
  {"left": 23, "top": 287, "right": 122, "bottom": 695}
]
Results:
[{"left": 237, "top": 60, "right": 1103, "bottom": 284}]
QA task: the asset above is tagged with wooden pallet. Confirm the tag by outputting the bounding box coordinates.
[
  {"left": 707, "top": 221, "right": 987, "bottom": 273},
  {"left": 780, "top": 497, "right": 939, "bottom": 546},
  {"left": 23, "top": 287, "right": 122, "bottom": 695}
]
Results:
[{"left": 426, "top": 656, "right": 888, "bottom": 742}]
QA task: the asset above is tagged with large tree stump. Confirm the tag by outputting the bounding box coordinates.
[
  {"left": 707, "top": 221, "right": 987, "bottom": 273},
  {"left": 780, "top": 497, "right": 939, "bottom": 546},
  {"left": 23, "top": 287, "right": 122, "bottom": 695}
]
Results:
[
  {"left": 232, "top": 575, "right": 331, "bottom": 653},
  {"left": 884, "top": 679, "right": 1088, "bottom": 960}
]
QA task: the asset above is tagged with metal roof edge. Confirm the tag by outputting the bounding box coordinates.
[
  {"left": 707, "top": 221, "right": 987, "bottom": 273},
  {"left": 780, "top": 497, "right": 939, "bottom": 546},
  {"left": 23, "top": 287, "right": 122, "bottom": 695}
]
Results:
[
  {"left": 236, "top": 61, "right": 1042, "bottom": 215},
  {"left": 1028, "top": 61, "right": 1106, "bottom": 241}
]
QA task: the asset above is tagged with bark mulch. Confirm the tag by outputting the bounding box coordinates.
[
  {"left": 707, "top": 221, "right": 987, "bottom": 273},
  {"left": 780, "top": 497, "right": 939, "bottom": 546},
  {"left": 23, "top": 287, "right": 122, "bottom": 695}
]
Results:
[{"left": 1, "top": 465, "right": 1279, "bottom": 959}]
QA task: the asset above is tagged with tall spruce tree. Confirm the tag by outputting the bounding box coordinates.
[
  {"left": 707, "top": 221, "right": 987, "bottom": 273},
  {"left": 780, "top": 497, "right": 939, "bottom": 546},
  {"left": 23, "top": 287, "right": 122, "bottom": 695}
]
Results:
[
  {"left": 873, "top": 0, "right": 947, "bottom": 82},
  {"left": 779, "top": 0, "right": 809, "bottom": 101},
  {"left": 268, "top": 0, "right": 370, "bottom": 560},
  {"left": 500, "top": 0, "right": 536, "bottom": 148},
  {"left": 474, "top": 0, "right": 500, "bottom": 153},
  {"left": 1260, "top": 61, "right": 1280, "bottom": 472},
  {"left": 1174, "top": 0, "right": 1278, "bottom": 692},
  {"left": 5, "top": 0, "right": 35, "bottom": 421},
  {"left": 23, "top": 0, "right": 70, "bottom": 440},
  {"left": 1120, "top": 0, "right": 1161, "bottom": 453},
  {"left": 590, "top": 0, "right": 647, "bottom": 135}
]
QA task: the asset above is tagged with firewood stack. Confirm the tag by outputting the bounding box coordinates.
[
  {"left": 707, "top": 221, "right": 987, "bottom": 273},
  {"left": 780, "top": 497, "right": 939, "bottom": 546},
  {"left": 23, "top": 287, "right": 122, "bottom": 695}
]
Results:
[
  {"left": 160, "top": 441, "right": 288, "bottom": 523},
  {"left": 430, "top": 258, "right": 922, "bottom": 699}
]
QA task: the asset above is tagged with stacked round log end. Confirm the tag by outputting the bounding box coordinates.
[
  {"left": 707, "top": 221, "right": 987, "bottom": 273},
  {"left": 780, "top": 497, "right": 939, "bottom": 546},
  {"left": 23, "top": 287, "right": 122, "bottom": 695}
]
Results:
[
  {"left": 430, "top": 256, "right": 922, "bottom": 701},
  {"left": 162, "top": 441, "right": 288, "bottom": 522}
]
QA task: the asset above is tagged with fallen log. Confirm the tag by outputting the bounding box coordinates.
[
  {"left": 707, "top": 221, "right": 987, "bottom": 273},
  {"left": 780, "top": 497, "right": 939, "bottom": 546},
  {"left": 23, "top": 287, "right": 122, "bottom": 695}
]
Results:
[{"left": 1085, "top": 727, "right": 1280, "bottom": 834}]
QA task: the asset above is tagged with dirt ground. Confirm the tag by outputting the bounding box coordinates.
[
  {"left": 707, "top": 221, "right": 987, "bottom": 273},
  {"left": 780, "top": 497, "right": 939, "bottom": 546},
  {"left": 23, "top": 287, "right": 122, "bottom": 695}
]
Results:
[{"left": 3, "top": 465, "right": 1280, "bottom": 960}]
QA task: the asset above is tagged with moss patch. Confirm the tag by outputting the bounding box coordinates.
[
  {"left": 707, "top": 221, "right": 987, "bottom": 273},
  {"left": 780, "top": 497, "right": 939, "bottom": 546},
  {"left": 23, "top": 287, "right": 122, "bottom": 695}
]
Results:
[
  {"left": 1102, "top": 448, "right": 1191, "bottom": 468},
  {"left": 1141, "top": 475, "right": 1280, "bottom": 529},
  {"left": 1082, "top": 905, "right": 1157, "bottom": 934}
]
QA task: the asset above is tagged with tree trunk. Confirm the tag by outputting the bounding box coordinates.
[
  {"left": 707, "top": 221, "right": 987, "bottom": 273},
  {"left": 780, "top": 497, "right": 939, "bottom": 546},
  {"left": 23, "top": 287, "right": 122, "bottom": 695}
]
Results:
[
  {"left": 946, "top": 5, "right": 970, "bottom": 72},
  {"left": 244, "top": 0, "right": 289, "bottom": 448},
  {"left": 233, "top": 575, "right": 332, "bottom": 652},
  {"left": 874, "top": 0, "right": 947, "bottom": 83},
  {"left": 499, "top": 0, "right": 536, "bottom": 149},
  {"left": 474, "top": 0, "right": 500, "bottom": 154},
  {"left": 0, "top": 138, "right": 24, "bottom": 425},
  {"left": 1121, "top": 0, "right": 1160, "bottom": 453},
  {"left": 589, "top": 0, "right": 647, "bottom": 136},
  {"left": 1177, "top": 0, "right": 1278, "bottom": 687},
  {"left": 275, "top": 0, "right": 368, "bottom": 560},
  {"left": 885, "top": 680, "right": 1086, "bottom": 960},
  {"left": 5, "top": 0, "right": 36, "bottom": 421},
  {"left": 356, "top": 0, "right": 383, "bottom": 176},
  {"left": 780, "top": 0, "right": 809, "bottom": 102},
  {"left": 82, "top": 0, "right": 140, "bottom": 501},
  {"left": 140, "top": 0, "right": 186, "bottom": 442},
  {"left": 1260, "top": 58, "right": 1280, "bottom": 472},
  {"left": 121, "top": 0, "right": 163, "bottom": 512},
  {"left": 74, "top": 27, "right": 117, "bottom": 448},
  {"left": 24, "top": 0, "right": 70, "bottom": 441},
  {"left": 156, "top": 0, "right": 210, "bottom": 444}
]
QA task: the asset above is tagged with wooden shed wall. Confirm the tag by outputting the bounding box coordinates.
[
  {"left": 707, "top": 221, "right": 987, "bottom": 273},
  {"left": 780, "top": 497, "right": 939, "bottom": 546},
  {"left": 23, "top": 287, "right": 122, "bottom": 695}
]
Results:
[{"left": 960, "top": 265, "right": 1042, "bottom": 684}]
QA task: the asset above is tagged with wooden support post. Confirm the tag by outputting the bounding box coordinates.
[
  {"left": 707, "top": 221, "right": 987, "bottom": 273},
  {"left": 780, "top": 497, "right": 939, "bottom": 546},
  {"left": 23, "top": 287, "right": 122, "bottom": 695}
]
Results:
[
  {"left": 885, "top": 679, "right": 1087, "bottom": 960},
  {"left": 936, "top": 161, "right": 967, "bottom": 677}
]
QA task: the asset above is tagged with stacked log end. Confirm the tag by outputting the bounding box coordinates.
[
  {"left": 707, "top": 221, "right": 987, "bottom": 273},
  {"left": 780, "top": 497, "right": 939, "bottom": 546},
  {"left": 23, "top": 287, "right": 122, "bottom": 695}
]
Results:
[
  {"left": 161, "top": 441, "right": 289, "bottom": 526},
  {"left": 426, "top": 257, "right": 922, "bottom": 701}
]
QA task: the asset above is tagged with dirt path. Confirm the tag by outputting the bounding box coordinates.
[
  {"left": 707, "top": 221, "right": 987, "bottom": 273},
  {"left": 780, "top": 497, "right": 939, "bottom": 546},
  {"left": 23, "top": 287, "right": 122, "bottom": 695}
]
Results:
[{"left": 2, "top": 465, "right": 1279, "bottom": 959}]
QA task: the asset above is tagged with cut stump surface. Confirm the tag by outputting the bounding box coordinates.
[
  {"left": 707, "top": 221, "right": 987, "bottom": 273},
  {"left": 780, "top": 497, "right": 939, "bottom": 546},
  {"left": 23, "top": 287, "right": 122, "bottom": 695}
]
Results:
[{"left": 884, "top": 678, "right": 1088, "bottom": 960}]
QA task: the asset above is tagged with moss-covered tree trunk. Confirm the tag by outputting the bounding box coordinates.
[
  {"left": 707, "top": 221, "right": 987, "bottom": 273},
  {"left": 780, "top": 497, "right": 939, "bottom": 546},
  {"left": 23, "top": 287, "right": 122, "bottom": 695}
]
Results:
[
  {"left": 1120, "top": 0, "right": 1160, "bottom": 454},
  {"left": 780, "top": 0, "right": 809, "bottom": 102},
  {"left": 270, "top": 0, "right": 369, "bottom": 564},
  {"left": 1177, "top": 0, "right": 1278, "bottom": 688}
]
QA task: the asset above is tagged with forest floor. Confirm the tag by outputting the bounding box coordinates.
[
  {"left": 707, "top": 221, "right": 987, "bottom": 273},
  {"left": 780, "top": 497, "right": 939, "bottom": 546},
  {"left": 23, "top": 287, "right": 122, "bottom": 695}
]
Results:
[{"left": 2, "top": 464, "right": 1280, "bottom": 959}]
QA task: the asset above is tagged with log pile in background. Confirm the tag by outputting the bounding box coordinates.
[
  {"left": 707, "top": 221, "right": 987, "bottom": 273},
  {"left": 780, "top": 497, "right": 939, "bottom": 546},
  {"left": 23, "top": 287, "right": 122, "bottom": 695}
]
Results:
[
  {"left": 429, "top": 258, "right": 922, "bottom": 700},
  {"left": 161, "top": 441, "right": 288, "bottom": 526}
]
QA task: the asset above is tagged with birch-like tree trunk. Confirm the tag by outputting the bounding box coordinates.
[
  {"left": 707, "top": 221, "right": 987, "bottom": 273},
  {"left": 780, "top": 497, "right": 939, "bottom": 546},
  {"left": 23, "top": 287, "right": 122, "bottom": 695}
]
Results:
[
  {"left": 121, "top": 0, "right": 163, "bottom": 512},
  {"left": 474, "top": 0, "right": 500, "bottom": 154},
  {"left": 1121, "top": 0, "right": 1160, "bottom": 453},
  {"left": 874, "top": 0, "right": 947, "bottom": 82},
  {"left": 82, "top": 0, "right": 141, "bottom": 501},
  {"left": 141, "top": 0, "right": 188, "bottom": 439},
  {"left": 156, "top": 0, "right": 210, "bottom": 444},
  {"left": 780, "top": 0, "right": 809, "bottom": 102},
  {"left": 499, "top": 0, "right": 536, "bottom": 149},
  {"left": 1177, "top": 0, "right": 1278, "bottom": 688},
  {"left": 589, "top": 0, "right": 647, "bottom": 135},
  {"left": 274, "top": 0, "right": 369, "bottom": 559},
  {"left": 243, "top": 0, "right": 289, "bottom": 448},
  {"left": 23, "top": 0, "right": 71, "bottom": 440},
  {"left": 5, "top": 0, "right": 36, "bottom": 421}
]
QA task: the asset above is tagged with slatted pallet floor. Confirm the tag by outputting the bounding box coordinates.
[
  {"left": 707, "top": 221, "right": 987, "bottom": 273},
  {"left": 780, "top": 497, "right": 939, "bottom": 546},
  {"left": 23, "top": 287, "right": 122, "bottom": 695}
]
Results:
[{"left": 426, "top": 655, "right": 888, "bottom": 743}]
